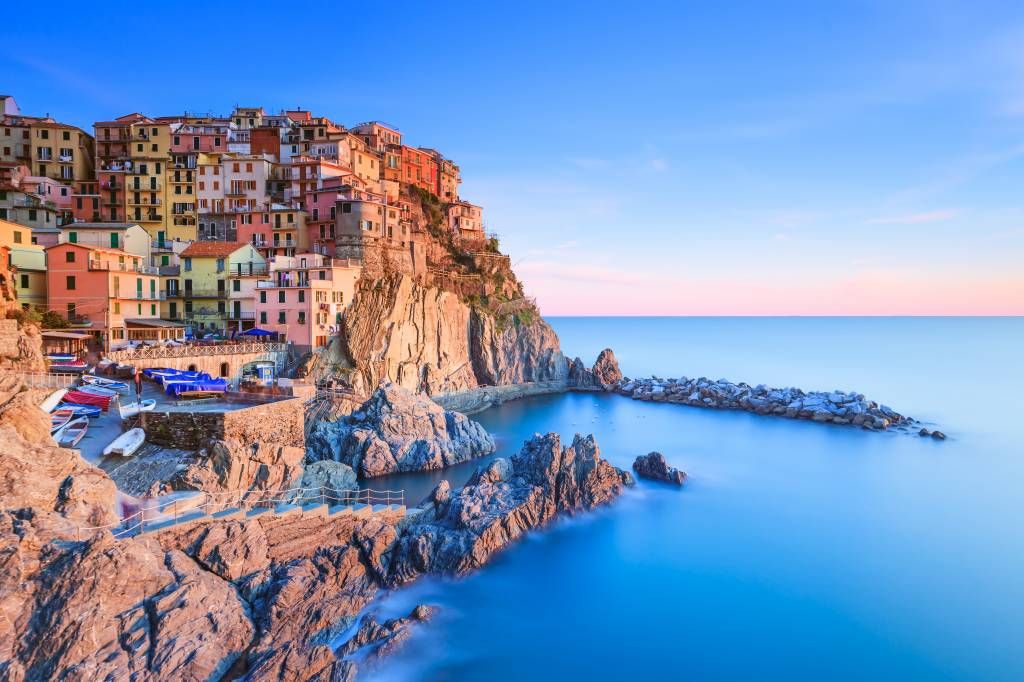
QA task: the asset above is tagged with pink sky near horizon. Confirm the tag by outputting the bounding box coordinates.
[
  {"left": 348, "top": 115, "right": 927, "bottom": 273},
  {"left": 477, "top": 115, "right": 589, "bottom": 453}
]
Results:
[{"left": 519, "top": 262, "right": 1024, "bottom": 316}]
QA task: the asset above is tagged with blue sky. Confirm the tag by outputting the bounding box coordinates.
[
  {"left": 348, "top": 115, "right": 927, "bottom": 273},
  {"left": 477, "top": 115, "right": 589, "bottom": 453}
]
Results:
[{"left": 3, "top": 1, "right": 1023, "bottom": 314}]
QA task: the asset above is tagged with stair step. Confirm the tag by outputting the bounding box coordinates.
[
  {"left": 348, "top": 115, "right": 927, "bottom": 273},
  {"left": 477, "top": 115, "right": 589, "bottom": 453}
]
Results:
[
  {"left": 328, "top": 504, "right": 353, "bottom": 516},
  {"left": 211, "top": 507, "right": 243, "bottom": 520},
  {"left": 274, "top": 503, "right": 301, "bottom": 517}
]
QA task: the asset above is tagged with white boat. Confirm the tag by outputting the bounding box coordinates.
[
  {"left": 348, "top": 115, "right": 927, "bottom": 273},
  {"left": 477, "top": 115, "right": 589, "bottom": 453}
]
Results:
[
  {"left": 119, "top": 398, "right": 156, "bottom": 419},
  {"left": 50, "top": 408, "right": 75, "bottom": 434},
  {"left": 40, "top": 388, "right": 68, "bottom": 413},
  {"left": 55, "top": 417, "right": 89, "bottom": 448},
  {"left": 102, "top": 428, "right": 145, "bottom": 457},
  {"left": 77, "top": 384, "right": 119, "bottom": 398},
  {"left": 82, "top": 375, "right": 130, "bottom": 391}
]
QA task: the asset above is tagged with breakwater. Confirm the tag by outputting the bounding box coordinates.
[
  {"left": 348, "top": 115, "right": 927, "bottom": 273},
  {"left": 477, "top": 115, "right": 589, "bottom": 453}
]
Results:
[{"left": 613, "top": 375, "right": 911, "bottom": 429}]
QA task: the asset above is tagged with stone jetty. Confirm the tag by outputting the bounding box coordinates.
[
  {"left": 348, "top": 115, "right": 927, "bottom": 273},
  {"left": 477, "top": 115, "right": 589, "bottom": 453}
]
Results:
[{"left": 613, "top": 376, "right": 911, "bottom": 429}]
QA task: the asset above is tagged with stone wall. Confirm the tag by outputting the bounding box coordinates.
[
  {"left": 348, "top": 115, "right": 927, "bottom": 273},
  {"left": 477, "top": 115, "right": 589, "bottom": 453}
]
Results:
[{"left": 141, "top": 397, "right": 305, "bottom": 450}]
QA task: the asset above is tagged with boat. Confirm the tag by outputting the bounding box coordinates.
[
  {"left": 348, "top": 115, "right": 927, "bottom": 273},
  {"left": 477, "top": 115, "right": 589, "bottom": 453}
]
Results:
[
  {"left": 55, "top": 417, "right": 89, "bottom": 447},
  {"left": 176, "top": 390, "right": 223, "bottom": 400},
  {"left": 168, "top": 378, "right": 228, "bottom": 396},
  {"left": 142, "top": 367, "right": 172, "bottom": 379},
  {"left": 47, "top": 353, "right": 76, "bottom": 362},
  {"left": 102, "top": 428, "right": 145, "bottom": 457},
  {"left": 119, "top": 399, "right": 156, "bottom": 418},
  {"left": 50, "top": 408, "right": 75, "bottom": 434},
  {"left": 77, "top": 384, "right": 119, "bottom": 398},
  {"left": 81, "top": 375, "right": 130, "bottom": 391},
  {"left": 56, "top": 402, "right": 103, "bottom": 419},
  {"left": 64, "top": 390, "right": 113, "bottom": 411},
  {"left": 40, "top": 388, "right": 68, "bottom": 413}
]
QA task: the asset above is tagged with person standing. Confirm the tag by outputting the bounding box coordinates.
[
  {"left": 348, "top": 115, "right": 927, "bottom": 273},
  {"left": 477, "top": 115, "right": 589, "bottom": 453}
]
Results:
[{"left": 133, "top": 367, "right": 143, "bottom": 402}]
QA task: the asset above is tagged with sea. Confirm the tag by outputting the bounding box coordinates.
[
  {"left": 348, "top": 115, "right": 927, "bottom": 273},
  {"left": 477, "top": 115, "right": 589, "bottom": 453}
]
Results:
[{"left": 364, "top": 317, "right": 1024, "bottom": 681}]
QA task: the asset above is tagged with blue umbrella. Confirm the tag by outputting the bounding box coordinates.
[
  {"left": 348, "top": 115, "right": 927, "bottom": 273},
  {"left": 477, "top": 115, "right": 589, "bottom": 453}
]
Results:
[{"left": 243, "top": 328, "right": 274, "bottom": 337}]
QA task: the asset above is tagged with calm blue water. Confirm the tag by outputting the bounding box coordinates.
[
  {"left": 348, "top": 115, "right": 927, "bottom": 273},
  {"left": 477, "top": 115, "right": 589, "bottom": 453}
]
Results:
[{"left": 367, "top": 318, "right": 1024, "bottom": 681}]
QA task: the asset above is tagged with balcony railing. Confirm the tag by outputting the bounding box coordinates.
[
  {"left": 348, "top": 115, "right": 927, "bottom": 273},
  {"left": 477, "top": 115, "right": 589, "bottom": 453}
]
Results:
[
  {"left": 231, "top": 263, "right": 269, "bottom": 277},
  {"left": 178, "top": 289, "right": 229, "bottom": 299},
  {"left": 257, "top": 279, "right": 310, "bottom": 289},
  {"left": 88, "top": 261, "right": 159, "bottom": 275},
  {"left": 121, "top": 291, "right": 166, "bottom": 301},
  {"left": 226, "top": 311, "right": 256, "bottom": 320},
  {"left": 159, "top": 265, "right": 180, "bottom": 276}
]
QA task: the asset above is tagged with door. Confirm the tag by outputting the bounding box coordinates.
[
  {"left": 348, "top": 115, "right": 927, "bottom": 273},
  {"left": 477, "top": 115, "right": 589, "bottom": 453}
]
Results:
[{"left": 233, "top": 301, "right": 241, "bottom": 319}]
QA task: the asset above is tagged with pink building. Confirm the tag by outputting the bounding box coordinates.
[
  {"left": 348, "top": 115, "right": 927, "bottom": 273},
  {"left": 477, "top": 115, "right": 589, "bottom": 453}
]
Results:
[{"left": 252, "top": 253, "right": 361, "bottom": 348}]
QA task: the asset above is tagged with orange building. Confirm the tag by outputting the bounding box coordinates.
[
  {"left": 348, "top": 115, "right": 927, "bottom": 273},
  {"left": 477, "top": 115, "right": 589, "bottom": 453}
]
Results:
[
  {"left": 400, "top": 146, "right": 438, "bottom": 195},
  {"left": 45, "top": 242, "right": 168, "bottom": 349}
]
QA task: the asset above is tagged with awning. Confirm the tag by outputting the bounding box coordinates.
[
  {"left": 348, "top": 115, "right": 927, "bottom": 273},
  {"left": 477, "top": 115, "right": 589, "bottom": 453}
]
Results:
[
  {"left": 41, "top": 330, "right": 93, "bottom": 340},
  {"left": 242, "top": 328, "right": 274, "bottom": 337},
  {"left": 124, "top": 318, "right": 186, "bottom": 329}
]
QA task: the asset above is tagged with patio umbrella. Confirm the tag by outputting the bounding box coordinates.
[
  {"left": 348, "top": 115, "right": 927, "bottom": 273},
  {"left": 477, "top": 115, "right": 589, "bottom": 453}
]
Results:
[{"left": 243, "top": 328, "right": 274, "bottom": 337}]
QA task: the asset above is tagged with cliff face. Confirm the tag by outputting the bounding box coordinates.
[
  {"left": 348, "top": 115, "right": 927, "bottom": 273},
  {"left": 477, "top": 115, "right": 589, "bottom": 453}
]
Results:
[{"left": 341, "top": 274, "right": 569, "bottom": 396}]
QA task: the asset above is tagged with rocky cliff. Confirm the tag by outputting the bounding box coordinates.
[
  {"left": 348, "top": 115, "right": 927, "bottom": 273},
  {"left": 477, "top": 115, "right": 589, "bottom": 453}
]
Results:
[
  {"left": 307, "top": 382, "right": 494, "bottom": 478},
  {"left": 340, "top": 274, "right": 569, "bottom": 397}
]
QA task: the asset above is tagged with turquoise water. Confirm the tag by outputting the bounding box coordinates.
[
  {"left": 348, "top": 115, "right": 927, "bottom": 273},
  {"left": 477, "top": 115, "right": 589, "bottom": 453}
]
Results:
[{"left": 368, "top": 318, "right": 1024, "bottom": 681}]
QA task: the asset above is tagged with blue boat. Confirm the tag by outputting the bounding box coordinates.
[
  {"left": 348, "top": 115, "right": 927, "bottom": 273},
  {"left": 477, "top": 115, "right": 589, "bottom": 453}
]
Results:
[
  {"left": 81, "top": 375, "right": 130, "bottom": 392},
  {"left": 56, "top": 402, "right": 103, "bottom": 418}
]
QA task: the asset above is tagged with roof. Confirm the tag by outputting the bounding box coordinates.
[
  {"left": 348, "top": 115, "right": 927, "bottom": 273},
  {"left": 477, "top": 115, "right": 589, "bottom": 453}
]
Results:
[
  {"left": 180, "top": 241, "right": 248, "bottom": 258},
  {"left": 124, "top": 318, "right": 186, "bottom": 328},
  {"left": 44, "top": 242, "right": 138, "bottom": 257}
]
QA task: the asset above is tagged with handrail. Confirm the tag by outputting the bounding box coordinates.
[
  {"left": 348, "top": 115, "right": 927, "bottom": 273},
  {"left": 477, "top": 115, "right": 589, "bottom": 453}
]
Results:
[{"left": 76, "top": 484, "right": 405, "bottom": 541}]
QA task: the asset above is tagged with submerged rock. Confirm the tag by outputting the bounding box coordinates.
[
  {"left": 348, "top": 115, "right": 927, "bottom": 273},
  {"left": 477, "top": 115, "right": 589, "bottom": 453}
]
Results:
[
  {"left": 632, "top": 452, "right": 687, "bottom": 486},
  {"left": 389, "top": 432, "right": 634, "bottom": 580},
  {"left": 307, "top": 382, "right": 495, "bottom": 478}
]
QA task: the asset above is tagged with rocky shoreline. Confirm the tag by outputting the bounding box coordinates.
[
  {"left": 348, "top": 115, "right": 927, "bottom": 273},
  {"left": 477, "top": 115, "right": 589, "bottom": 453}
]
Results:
[{"left": 612, "top": 375, "right": 912, "bottom": 429}]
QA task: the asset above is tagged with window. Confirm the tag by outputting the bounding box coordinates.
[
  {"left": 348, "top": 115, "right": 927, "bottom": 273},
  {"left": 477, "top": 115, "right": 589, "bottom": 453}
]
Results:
[
  {"left": 12, "top": 230, "right": 22, "bottom": 244},
  {"left": 110, "top": 233, "right": 118, "bottom": 248},
  {"left": 259, "top": 291, "right": 266, "bottom": 303},
  {"left": 278, "top": 290, "right": 285, "bottom": 303},
  {"left": 65, "top": 251, "right": 75, "bottom": 263},
  {"left": 278, "top": 311, "right": 286, "bottom": 324},
  {"left": 19, "top": 274, "right": 28, "bottom": 288},
  {"left": 297, "top": 312, "right": 305, "bottom": 325},
  {"left": 184, "top": 257, "right": 192, "bottom": 271},
  {"left": 216, "top": 258, "right": 225, "bottom": 272},
  {"left": 151, "top": 304, "right": 156, "bottom": 315},
  {"left": 298, "top": 290, "right": 305, "bottom": 303},
  {"left": 259, "top": 311, "right": 267, "bottom": 324},
  {"left": 113, "top": 302, "right": 120, "bottom": 314},
  {"left": 232, "top": 279, "right": 240, "bottom": 292},
  {"left": 66, "top": 275, "right": 76, "bottom": 290}
]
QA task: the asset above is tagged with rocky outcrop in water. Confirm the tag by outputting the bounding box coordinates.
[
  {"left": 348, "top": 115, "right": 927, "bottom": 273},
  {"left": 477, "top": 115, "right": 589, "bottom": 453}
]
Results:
[
  {"left": 633, "top": 452, "right": 687, "bottom": 485},
  {"left": 388, "top": 432, "right": 634, "bottom": 579},
  {"left": 568, "top": 348, "right": 623, "bottom": 390},
  {"left": 307, "top": 382, "right": 495, "bottom": 478},
  {"left": 337, "top": 604, "right": 436, "bottom": 663},
  {"left": 340, "top": 275, "right": 569, "bottom": 397},
  {"left": 615, "top": 376, "right": 911, "bottom": 429}
]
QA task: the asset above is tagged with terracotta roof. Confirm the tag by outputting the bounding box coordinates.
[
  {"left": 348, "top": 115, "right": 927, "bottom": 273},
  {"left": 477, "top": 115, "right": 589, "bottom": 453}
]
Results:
[{"left": 180, "top": 241, "right": 247, "bottom": 257}]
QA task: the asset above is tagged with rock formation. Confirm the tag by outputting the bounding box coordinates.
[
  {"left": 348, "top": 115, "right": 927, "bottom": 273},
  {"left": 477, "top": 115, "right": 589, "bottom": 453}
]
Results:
[
  {"left": 567, "top": 348, "right": 622, "bottom": 391},
  {"left": 307, "top": 382, "right": 495, "bottom": 478},
  {"left": 171, "top": 439, "right": 305, "bottom": 495},
  {"left": 337, "top": 604, "right": 436, "bottom": 662},
  {"left": 389, "top": 432, "right": 634, "bottom": 579},
  {"left": 632, "top": 452, "right": 687, "bottom": 485},
  {"left": 340, "top": 274, "right": 569, "bottom": 397},
  {"left": 615, "top": 376, "right": 912, "bottom": 429}
]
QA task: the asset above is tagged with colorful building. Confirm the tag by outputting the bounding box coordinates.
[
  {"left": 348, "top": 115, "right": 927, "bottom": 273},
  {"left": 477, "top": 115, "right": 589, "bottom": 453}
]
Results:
[
  {"left": 175, "top": 241, "right": 266, "bottom": 333},
  {"left": 447, "top": 200, "right": 484, "bottom": 240},
  {"left": 0, "top": 218, "right": 46, "bottom": 310},
  {"left": 45, "top": 242, "right": 163, "bottom": 350},
  {"left": 253, "top": 253, "right": 361, "bottom": 348},
  {"left": 58, "top": 222, "right": 151, "bottom": 260}
]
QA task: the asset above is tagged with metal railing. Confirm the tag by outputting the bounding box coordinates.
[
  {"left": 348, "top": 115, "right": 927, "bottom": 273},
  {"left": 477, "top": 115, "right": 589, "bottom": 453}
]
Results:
[
  {"left": 107, "top": 341, "right": 286, "bottom": 360},
  {"left": 76, "top": 485, "right": 405, "bottom": 541},
  {"left": 88, "top": 260, "right": 159, "bottom": 275},
  {"left": 17, "top": 372, "right": 78, "bottom": 389}
]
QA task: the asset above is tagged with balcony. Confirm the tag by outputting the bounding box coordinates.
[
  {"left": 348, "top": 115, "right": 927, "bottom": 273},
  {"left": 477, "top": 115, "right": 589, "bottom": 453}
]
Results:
[
  {"left": 88, "top": 260, "right": 159, "bottom": 275},
  {"left": 122, "top": 291, "right": 166, "bottom": 301},
  {"left": 158, "top": 265, "right": 180, "bottom": 276},
  {"left": 257, "top": 279, "right": 310, "bottom": 288},
  {"left": 180, "top": 289, "right": 229, "bottom": 299},
  {"left": 230, "top": 263, "right": 269, "bottom": 277},
  {"left": 226, "top": 311, "right": 256, "bottom": 321}
]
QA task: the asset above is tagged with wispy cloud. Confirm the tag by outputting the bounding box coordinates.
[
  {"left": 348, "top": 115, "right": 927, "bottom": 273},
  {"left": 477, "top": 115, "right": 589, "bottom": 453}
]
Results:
[{"left": 866, "top": 209, "right": 958, "bottom": 225}]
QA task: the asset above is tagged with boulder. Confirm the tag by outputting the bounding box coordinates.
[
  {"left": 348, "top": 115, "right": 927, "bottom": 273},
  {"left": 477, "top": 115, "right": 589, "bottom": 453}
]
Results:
[
  {"left": 592, "top": 348, "right": 623, "bottom": 389},
  {"left": 307, "top": 382, "right": 495, "bottom": 478},
  {"left": 632, "top": 452, "right": 687, "bottom": 486}
]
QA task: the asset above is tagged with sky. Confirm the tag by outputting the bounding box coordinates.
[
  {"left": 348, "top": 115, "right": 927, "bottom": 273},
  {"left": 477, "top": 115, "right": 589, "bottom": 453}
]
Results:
[{"left": 3, "top": 1, "right": 1023, "bottom": 315}]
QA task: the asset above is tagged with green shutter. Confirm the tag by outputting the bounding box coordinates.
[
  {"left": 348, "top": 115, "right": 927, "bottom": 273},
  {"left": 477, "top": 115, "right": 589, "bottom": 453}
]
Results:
[
  {"left": 69, "top": 232, "right": 77, "bottom": 243},
  {"left": 110, "top": 233, "right": 118, "bottom": 248}
]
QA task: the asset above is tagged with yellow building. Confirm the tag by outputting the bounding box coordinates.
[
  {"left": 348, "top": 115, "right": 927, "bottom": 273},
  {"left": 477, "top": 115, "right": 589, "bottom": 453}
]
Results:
[
  {"left": 126, "top": 120, "right": 172, "bottom": 240},
  {"left": 29, "top": 120, "right": 94, "bottom": 184},
  {"left": 175, "top": 241, "right": 266, "bottom": 333},
  {"left": 0, "top": 218, "right": 47, "bottom": 310}
]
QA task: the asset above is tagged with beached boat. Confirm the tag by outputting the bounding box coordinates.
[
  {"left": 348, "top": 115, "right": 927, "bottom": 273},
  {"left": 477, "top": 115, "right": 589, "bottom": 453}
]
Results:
[
  {"left": 56, "top": 402, "right": 103, "bottom": 419},
  {"left": 168, "top": 378, "right": 228, "bottom": 396},
  {"left": 47, "top": 353, "right": 76, "bottom": 362},
  {"left": 40, "top": 388, "right": 68, "bottom": 413},
  {"left": 55, "top": 417, "right": 89, "bottom": 447},
  {"left": 119, "top": 399, "right": 156, "bottom": 419},
  {"left": 142, "top": 367, "right": 172, "bottom": 379},
  {"left": 102, "top": 428, "right": 145, "bottom": 457},
  {"left": 81, "top": 375, "right": 130, "bottom": 391},
  {"left": 176, "top": 390, "right": 223, "bottom": 400},
  {"left": 77, "top": 384, "right": 119, "bottom": 398},
  {"left": 50, "top": 409, "right": 75, "bottom": 434},
  {"left": 64, "top": 390, "right": 113, "bottom": 411}
]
